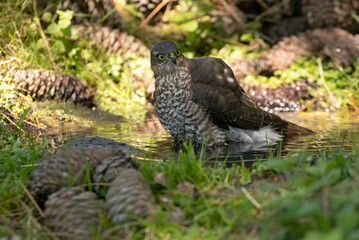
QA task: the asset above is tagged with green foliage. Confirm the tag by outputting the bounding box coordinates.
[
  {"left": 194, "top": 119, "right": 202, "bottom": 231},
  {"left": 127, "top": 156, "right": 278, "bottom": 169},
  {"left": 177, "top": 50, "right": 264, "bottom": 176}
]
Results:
[
  {"left": 30, "top": 10, "right": 79, "bottom": 68},
  {"left": 1, "top": 4, "right": 147, "bottom": 117},
  {"left": 252, "top": 149, "right": 359, "bottom": 239},
  {"left": 138, "top": 143, "right": 260, "bottom": 238},
  {"left": 0, "top": 113, "right": 46, "bottom": 237},
  {"left": 1, "top": 1, "right": 359, "bottom": 239},
  {"left": 126, "top": 0, "right": 243, "bottom": 55},
  {"left": 244, "top": 57, "right": 359, "bottom": 110},
  {"left": 137, "top": 144, "right": 359, "bottom": 239},
  {"left": 168, "top": 0, "right": 218, "bottom": 52},
  {"left": 1, "top": 109, "right": 359, "bottom": 239}
]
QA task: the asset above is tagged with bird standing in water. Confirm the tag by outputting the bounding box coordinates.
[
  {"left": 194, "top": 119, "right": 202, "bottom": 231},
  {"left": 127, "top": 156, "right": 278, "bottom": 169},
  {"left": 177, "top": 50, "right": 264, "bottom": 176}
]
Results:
[{"left": 150, "top": 41, "right": 313, "bottom": 147}]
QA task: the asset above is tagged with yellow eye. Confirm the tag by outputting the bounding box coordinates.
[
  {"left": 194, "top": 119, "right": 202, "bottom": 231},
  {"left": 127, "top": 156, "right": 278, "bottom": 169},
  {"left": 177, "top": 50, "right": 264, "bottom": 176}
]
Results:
[
  {"left": 176, "top": 49, "right": 180, "bottom": 56},
  {"left": 158, "top": 54, "right": 165, "bottom": 60}
]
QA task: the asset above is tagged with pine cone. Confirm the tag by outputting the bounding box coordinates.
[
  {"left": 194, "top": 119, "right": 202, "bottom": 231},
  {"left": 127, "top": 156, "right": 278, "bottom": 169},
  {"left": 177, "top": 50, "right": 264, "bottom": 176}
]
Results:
[
  {"left": 302, "top": 0, "right": 359, "bottom": 33},
  {"left": 75, "top": 24, "right": 154, "bottom": 101},
  {"left": 29, "top": 147, "right": 124, "bottom": 206},
  {"left": 59, "top": 0, "right": 125, "bottom": 28},
  {"left": 242, "top": 80, "right": 315, "bottom": 113},
  {"left": 257, "top": 28, "right": 353, "bottom": 75},
  {"left": 44, "top": 187, "right": 103, "bottom": 238},
  {"left": 76, "top": 24, "right": 149, "bottom": 59},
  {"left": 126, "top": 0, "right": 161, "bottom": 16},
  {"left": 321, "top": 38, "right": 359, "bottom": 68},
  {"left": 10, "top": 69, "right": 94, "bottom": 107},
  {"left": 93, "top": 155, "right": 138, "bottom": 183},
  {"left": 106, "top": 168, "right": 155, "bottom": 224}
]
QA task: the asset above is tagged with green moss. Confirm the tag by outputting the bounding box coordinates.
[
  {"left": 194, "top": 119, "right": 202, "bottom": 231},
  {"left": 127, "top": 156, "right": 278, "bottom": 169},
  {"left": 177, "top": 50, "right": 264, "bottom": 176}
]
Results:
[
  {"left": 1, "top": 1, "right": 359, "bottom": 238},
  {"left": 134, "top": 144, "right": 359, "bottom": 239},
  {"left": 244, "top": 57, "right": 359, "bottom": 110}
]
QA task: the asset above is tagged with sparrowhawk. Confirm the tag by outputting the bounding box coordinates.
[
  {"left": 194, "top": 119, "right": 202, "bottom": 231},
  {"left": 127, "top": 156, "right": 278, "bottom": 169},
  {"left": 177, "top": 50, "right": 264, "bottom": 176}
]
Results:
[{"left": 150, "top": 41, "right": 314, "bottom": 147}]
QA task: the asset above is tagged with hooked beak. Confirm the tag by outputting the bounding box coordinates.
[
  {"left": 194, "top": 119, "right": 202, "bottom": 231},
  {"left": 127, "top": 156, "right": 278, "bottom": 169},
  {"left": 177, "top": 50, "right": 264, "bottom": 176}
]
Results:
[{"left": 170, "top": 53, "right": 177, "bottom": 64}]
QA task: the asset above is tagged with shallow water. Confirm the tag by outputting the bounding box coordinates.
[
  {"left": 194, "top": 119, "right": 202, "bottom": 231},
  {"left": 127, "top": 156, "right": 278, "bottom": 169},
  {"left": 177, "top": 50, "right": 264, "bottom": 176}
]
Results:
[{"left": 41, "top": 104, "right": 359, "bottom": 163}]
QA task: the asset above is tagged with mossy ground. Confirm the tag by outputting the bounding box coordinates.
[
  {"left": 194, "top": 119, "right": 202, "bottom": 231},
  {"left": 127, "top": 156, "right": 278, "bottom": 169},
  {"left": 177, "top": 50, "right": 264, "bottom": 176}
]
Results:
[
  {"left": 1, "top": 1, "right": 359, "bottom": 239},
  {"left": 1, "top": 131, "right": 359, "bottom": 239}
]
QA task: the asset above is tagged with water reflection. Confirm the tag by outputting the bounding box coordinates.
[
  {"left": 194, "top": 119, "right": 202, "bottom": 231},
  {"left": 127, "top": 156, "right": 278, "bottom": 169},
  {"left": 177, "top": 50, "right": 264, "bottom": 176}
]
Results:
[
  {"left": 42, "top": 104, "right": 359, "bottom": 163},
  {"left": 278, "top": 112, "right": 359, "bottom": 155}
]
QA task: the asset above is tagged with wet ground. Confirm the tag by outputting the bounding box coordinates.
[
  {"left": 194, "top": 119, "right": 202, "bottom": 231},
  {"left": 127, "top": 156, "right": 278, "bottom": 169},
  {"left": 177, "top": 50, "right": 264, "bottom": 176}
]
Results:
[{"left": 39, "top": 103, "right": 359, "bottom": 164}]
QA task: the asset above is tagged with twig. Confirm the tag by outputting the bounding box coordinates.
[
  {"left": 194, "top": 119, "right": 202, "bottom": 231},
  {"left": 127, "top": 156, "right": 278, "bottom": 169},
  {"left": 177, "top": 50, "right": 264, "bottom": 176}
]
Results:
[
  {"left": 140, "top": 0, "right": 170, "bottom": 28},
  {"left": 254, "top": 0, "right": 286, "bottom": 22},
  {"left": 162, "top": 0, "right": 173, "bottom": 22},
  {"left": 33, "top": 0, "right": 58, "bottom": 71},
  {"left": 256, "top": 0, "right": 269, "bottom": 9},
  {"left": 20, "top": 199, "right": 43, "bottom": 230},
  {"left": 19, "top": 181, "right": 46, "bottom": 218},
  {"left": 3, "top": 111, "right": 45, "bottom": 129},
  {"left": 21, "top": 163, "right": 39, "bottom": 168},
  {"left": 218, "top": 0, "right": 246, "bottom": 28},
  {"left": 299, "top": 99, "right": 315, "bottom": 113},
  {"left": 350, "top": 95, "right": 359, "bottom": 114},
  {"left": 0, "top": 57, "right": 20, "bottom": 66},
  {"left": 35, "top": 20, "right": 58, "bottom": 71},
  {"left": 240, "top": 186, "right": 262, "bottom": 209},
  {"left": 0, "top": 111, "right": 27, "bottom": 134},
  {"left": 3, "top": 66, "right": 16, "bottom": 88}
]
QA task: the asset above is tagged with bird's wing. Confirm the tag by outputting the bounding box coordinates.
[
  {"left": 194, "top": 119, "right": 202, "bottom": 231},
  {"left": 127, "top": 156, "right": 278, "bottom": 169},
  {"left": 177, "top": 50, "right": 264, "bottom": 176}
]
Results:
[{"left": 189, "top": 57, "right": 288, "bottom": 131}]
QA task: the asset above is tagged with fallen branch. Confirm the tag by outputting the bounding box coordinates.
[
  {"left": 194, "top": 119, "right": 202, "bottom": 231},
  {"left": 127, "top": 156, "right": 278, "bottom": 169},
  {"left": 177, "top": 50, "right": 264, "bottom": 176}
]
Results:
[
  {"left": 3, "top": 111, "right": 45, "bottom": 130},
  {"left": 218, "top": 0, "right": 246, "bottom": 28},
  {"left": 20, "top": 181, "right": 46, "bottom": 218},
  {"left": 240, "top": 186, "right": 262, "bottom": 209},
  {"left": 0, "top": 111, "right": 27, "bottom": 134},
  {"left": 140, "top": 0, "right": 171, "bottom": 28},
  {"left": 299, "top": 99, "right": 315, "bottom": 113},
  {"left": 350, "top": 95, "right": 359, "bottom": 114},
  {"left": 33, "top": 0, "right": 58, "bottom": 71}
]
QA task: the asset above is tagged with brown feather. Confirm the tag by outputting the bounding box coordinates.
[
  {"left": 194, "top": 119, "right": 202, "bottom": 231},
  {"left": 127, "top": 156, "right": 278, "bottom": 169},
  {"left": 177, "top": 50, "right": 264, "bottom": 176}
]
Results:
[{"left": 189, "top": 57, "right": 314, "bottom": 135}]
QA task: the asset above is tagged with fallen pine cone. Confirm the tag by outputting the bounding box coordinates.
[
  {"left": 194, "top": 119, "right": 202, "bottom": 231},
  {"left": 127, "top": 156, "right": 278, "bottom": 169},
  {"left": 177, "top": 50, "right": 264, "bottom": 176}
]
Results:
[
  {"left": 74, "top": 24, "right": 155, "bottom": 101},
  {"left": 10, "top": 69, "right": 94, "bottom": 107},
  {"left": 44, "top": 186, "right": 104, "bottom": 239},
  {"left": 302, "top": 0, "right": 359, "bottom": 33},
  {"left": 242, "top": 80, "right": 316, "bottom": 113},
  {"left": 256, "top": 28, "right": 353, "bottom": 75},
  {"left": 126, "top": 0, "right": 162, "bottom": 17},
  {"left": 321, "top": 38, "right": 359, "bottom": 69},
  {"left": 93, "top": 155, "right": 138, "bottom": 183},
  {"left": 29, "top": 147, "right": 124, "bottom": 206},
  {"left": 106, "top": 168, "right": 155, "bottom": 224}
]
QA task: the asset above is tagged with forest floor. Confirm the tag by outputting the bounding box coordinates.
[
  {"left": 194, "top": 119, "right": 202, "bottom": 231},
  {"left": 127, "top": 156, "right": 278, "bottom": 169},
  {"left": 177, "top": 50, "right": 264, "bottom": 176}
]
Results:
[{"left": 1, "top": 1, "right": 359, "bottom": 239}]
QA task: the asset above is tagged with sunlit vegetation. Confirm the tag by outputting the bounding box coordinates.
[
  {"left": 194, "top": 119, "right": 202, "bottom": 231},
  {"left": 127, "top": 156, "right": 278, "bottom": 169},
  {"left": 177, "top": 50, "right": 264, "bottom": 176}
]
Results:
[
  {"left": 1, "top": 0, "right": 359, "bottom": 239},
  {"left": 1, "top": 130, "right": 359, "bottom": 238}
]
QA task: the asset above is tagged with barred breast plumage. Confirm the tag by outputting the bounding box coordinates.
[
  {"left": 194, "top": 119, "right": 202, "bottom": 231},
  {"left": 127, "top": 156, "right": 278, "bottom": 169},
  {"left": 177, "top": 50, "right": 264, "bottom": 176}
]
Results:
[
  {"left": 150, "top": 41, "right": 314, "bottom": 147},
  {"left": 154, "top": 66, "right": 226, "bottom": 146}
]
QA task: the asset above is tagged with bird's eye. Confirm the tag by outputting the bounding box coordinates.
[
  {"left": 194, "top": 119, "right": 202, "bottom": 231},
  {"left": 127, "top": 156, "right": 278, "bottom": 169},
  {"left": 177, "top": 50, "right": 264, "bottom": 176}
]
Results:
[
  {"left": 176, "top": 49, "right": 181, "bottom": 56},
  {"left": 158, "top": 54, "right": 166, "bottom": 60}
]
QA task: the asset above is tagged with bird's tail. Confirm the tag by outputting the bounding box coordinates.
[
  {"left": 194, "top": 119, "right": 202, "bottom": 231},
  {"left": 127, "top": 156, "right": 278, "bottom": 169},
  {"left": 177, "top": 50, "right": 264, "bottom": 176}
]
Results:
[{"left": 283, "top": 120, "right": 316, "bottom": 135}]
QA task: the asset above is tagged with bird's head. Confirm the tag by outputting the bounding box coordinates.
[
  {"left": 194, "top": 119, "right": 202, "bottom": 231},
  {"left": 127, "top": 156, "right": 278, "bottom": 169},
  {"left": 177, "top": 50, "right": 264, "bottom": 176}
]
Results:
[{"left": 150, "top": 41, "right": 185, "bottom": 75}]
